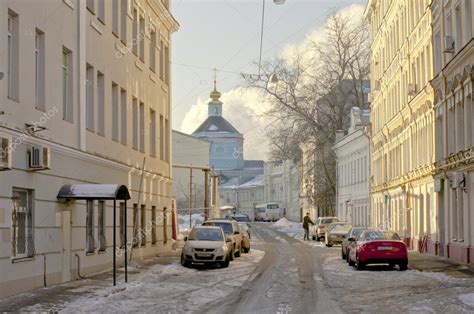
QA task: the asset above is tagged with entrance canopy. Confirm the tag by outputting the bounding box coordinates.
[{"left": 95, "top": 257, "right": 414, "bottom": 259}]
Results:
[{"left": 57, "top": 184, "right": 130, "bottom": 200}]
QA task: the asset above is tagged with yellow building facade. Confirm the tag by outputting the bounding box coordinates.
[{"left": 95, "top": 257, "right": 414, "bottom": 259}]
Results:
[{"left": 365, "top": 0, "right": 437, "bottom": 251}]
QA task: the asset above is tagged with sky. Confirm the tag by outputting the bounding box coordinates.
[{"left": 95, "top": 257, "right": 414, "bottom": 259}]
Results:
[{"left": 171, "top": 0, "right": 367, "bottom": 160}]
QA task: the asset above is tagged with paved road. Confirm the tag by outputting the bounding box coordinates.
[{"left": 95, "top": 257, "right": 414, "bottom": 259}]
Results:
[{"left": 208, "top": 223, "right": 342, "bottom": 314}]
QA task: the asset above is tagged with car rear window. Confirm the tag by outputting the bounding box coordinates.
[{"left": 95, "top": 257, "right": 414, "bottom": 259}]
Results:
[
  {"left": 322, "top": 218, "right": 338, "bottom": 224},
  {"left": 203, "top": 222, "right": 233, "bottom": 235},
  {"left": 188, "top": 229, "right": 223, "bottom": 241},
  {"left": 330, "top": 224, "right": 351, "bottom": 232},
  {"left": 362, "top": 231, "right": 401, "bottom": 241}
]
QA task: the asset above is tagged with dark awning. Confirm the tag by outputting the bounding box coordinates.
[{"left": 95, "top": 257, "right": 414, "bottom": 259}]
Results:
[{"left": 57, "top": 184, "right": 131, "bottom": 200}]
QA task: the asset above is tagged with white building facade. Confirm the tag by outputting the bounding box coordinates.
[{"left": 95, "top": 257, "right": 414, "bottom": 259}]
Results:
[
  {"left": 334, "top": 108, "right": 371, "bottom": 227},
  {"left": 264, "top": 160, "right": 300, "bottom": 222},
  {"left": 0, "top": 0, "right": 178, "bottom": 297},
  {"left": 432, "top": 0, "right": 474, "bottom": 263}
]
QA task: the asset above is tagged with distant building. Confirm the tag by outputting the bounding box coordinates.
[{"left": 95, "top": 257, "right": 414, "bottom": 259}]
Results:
[
  {"left": 191, "top": 83, "right": 263, "bottom": 214},
  {"left": 264, "top": 160, "right": 300, "bottom": 222},
  {"left": 220, "top": 175, "right": 264, "bottom": 219},
  {"left": 431, "top": 0, "right": 474, "bottom": 263},
  {"left": 333, "top": 107, "right": 371, "bottom": 227},
  {"left": 0, "top": 0, "right": 178, "bottom": 298}
]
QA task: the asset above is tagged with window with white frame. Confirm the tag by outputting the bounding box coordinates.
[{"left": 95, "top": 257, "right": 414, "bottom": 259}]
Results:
[
  {"left": 132, "top": 98, "right": 138, "bottom": 150},
  {"left": 150, "top": 109, "right": 156, "bottom": 157},
  {"left": 7, "top": 10, "right": 19, "bottom": 101},
  {"left": 121, "top": 88, "right": 127, "bottom": 145},
  {"left": 132, "top": 7, "right": 138, "bottom": 56},
  {"left": 98, "top": 201, "right": 106, "bottom": 251},
  {"left": 150, "top": 29, "right": 157, "bottom": 73},
  {"left": 97, "top": 71, "right": 105, "bottom": 136},
  {"left": 86, "top": 200, "right": 95, "bottom": 253},
  {"left": 139, "top": 14, "right": 145, "bottom": 62},
  {"left": 12, "top": 188, "right": 34, "bottom": 259},
  {"left": 112, "top": 0, "right": 119, "bottom": 35},
  {"left": 151, "top": 206, "right": 157, "bottom": 245},
  {"left": 63, "top": 47, "right": 73, "bottom": 122},
  {"left": 98, "top": 0, "right": 105, "bottom": 23},
  {"left": 86, "top": 64, "right": 95, "bottom": 131},
  {"left": 35, "top": 28, "right": 45, "bottom": 111},
  {"left": 139, "top": 102, "right": 145, "bottom": 152},
  {"left": 120, "top": 0, "right": 127, "bottom": 43},
  {"left": 112, "top": 82, "right": 119, "bottom": 141}
]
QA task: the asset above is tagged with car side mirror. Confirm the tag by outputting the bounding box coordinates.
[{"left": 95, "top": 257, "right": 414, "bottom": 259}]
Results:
[{"left": 184, "top": 236, "right": 188, "bottom": 241}]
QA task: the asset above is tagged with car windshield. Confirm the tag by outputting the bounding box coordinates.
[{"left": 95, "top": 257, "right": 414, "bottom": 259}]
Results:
[
  {"left": 267, "top": 204, "right": 279, "bottom": 209},
  {"left": 321, "top": 218, "right": 338, "bottom": 224},
  {"left": 362, "top": 231, "right": 401, "bottom": 241},
  {"left": 188, "top": 229, "right": 223, "bottom": 241},
  {"left": 330, "top": 224, "right": 351, "bottom": 232},
  {"left": 204, "top": 222, "right": 233, "bottom": 235},
  {"left": 351, "top": 228, "right": 365, "bottom": 238},
  {"left": 255, "top": 207, "right": 266, "bottom": 213}
]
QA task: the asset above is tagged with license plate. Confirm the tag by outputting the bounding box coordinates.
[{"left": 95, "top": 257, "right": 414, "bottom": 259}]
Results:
[
  {"left": 196, "top": 253, "right": 212, "bottom": 257},
  {"left": 378, "top": 246, "right": 392, "bottom": 251}
]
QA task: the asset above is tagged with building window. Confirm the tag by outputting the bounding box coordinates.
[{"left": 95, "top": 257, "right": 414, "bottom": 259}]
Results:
[
  {"left": 150, "top": 29, "right": 157, "bottom": 73},
  {"left": 121, "top": 88, "right": 127, "bottom": 145},
  {"left": 139, "top": 14, "right": 145, "bottom": 62},
  {"left": 35, "top": 29, "right": 45, "bottom": 111},
  {"left": 132, "top": 98, "right": 138, "bottom": 150},
  {"left": 86, "top": 64, "right": 95, "bottom": 131},
  {"left": 112, "top": 82, "right": 119, "bottom": 141},
  {"left": 464, "top": 0, "right": 472, "bottom": 44},
  {"left": 120, "top": 202, "right": 126, "bottom": 248},
  {"left": 132, "top": 7, "right": 138, "bottom": 56},
  {"left": 164, "top": 45, "right": 170, "bottom": 85},
  {"left": 133, "top": 203, "right": 139, "bottom": 247},
  {"left": 165, "top": 118, "right": 170, "bottom": 162},
  {"left": 455, "top": 5, "right": 463, "bottom": 52},
  {"left": 139, "top": 102, "right": 145, "bottom": 152},
  {"left": 112, "top": 0, "right": 119, "bottom": 36},
  {"left": 150, "top": 109, "right": 156, "bottom": 156},
  {"left": 12, "top": 188, "right": 34, "bottom": 259},
  {"left": 98, "top": 201, "right": 106, "bottom": 252},
  {"left": 159, "top": 40, "right": 164, "bottom": 80},
  {"left": 140, "top": 205, "right": 146, "bottom": 246},
  {"left": 151, "top": 206, "right": 157, "bottom": 245},
  {"left": 86, "top": 200, "right": 95, "bottom": 253},
  {"left": 98, "top": 0, "right": 105, "bottom": 23},
  {"left": 97, "top": 71, "right": 105, "bottom": 136},
  {"left": 160, "top": 114, "right": 164, "bottom": 160},
  {"left": 120, "top": 0, "right": 127, "bottom": 43},
  {"left": 87, "top": 0, "right": 95, "bottom": 13},
  {"left": 7, "top": 10, "right": 19, "bottom": 101},
  {"left": 62, "top": 47, "right": 73, "bottom": 122},
  {"left": 163, "top": 207, "right": 168, "bottom": 244}
]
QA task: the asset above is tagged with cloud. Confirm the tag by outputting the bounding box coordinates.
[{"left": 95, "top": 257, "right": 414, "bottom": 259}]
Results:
[
  {"left": 180, "top": 87, "right": 272, "bottom": 160},
  {"left": 179, "top": 4, "right": 366, "bottom": 162}
]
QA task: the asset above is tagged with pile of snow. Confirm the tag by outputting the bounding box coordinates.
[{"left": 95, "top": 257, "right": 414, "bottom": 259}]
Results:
[
  {"left": 273, "top": 217, "right": 291, "bottom": 228},
  {"left": 178, "top": 213, "right": 204, "bottom": 233},
  {"left": 459, "top": 293, "right": 474, "bottom": 308}
]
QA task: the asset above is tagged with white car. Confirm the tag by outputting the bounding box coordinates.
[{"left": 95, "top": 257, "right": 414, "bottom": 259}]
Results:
[{"left": 181, "top": 226, "right": 233, "bottom": 268}]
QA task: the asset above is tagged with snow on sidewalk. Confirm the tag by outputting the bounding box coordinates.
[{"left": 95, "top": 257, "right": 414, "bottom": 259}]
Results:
[
  {"left": 22, "top": 250, "right": 265, "bottom": 313},
  {"left": 271, "top": 218, "right": 325, "bottom": 248}
]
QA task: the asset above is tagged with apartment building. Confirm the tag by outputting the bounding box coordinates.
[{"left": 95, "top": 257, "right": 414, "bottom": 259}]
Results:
[
  {"left": 431, "top": 0, "right": 473, "bottom": 263},
  {"left": 365, "top": 0, "right": 437, "bottom": 250},
  {"left": 334, "top": 107, "right": 371, "bottom": 227},
  {"left": 0, "top": 0, "right": 178, "bottom": 297}
]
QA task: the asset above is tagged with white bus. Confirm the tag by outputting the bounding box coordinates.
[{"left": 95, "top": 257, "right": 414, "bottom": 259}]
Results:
[{"left": 254, "top": 203, "right": 282, "bottom": 222}]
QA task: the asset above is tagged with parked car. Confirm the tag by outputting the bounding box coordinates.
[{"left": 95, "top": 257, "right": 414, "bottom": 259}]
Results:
[
  {"left": 231, "top": 214, "right": 251, "bottom": 222},
  {"left": 324, "top": 222, "right": 352, "bottom": 247},
  {"left": 238, "top": 222, "right": 251, "bottom": 253},
  {"left": 202, "top": 219, "right": 243, "bottom": 258},
  {"left": 341, "top": 227, "right": 367, "bottom": 260},
  {"left": 347, "top": 229, "right": 408, "bottom": 271},
  {"left": 312, "top": 217, "right": 339, "bottom": 241},
  {"left": 181, "top": 226, "right": 233, "bottom": 268}
]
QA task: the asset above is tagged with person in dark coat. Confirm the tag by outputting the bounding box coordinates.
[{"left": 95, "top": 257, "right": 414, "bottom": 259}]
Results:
[{"left": 302, "top": 213, "right": 314, "bottom": 241}]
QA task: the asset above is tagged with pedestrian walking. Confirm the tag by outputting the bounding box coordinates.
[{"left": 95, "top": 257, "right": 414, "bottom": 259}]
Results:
[{"left": 302, "top": 213, "right": 314, "bottom": 241}]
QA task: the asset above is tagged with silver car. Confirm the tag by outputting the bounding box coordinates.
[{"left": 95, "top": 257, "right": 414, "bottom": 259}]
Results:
[
  {"left": 181, "top": 226, "right": 233, "bottom": 268},
  {"left": 325, "top": 222, "right": 352, "bottom": 247},
  {"left": 202, "top": 219, "right": 243, "bottom": 258}
]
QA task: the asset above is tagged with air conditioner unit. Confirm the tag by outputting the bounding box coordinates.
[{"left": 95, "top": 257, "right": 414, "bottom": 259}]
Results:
[
  {"left": 28, "top": 146, "right": 50, "bottom": 170},
  {"left": 0, "top": 136, "right": 12, "bottom": 170},
  {"left": 374, "top": 80, "right": 381, "bottom": 91},
  {"left": 443, "top": 36, "right": 455, "bottom": 53},
  {"left": 408, "top": 83, "right": 417, "bottom": 95}
]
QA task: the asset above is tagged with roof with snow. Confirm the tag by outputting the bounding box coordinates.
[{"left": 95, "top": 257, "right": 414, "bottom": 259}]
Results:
[
  {"left": 244, "top": 160, "right": 264, "bottom": 169},
  {"left": 220, "top": 174, "right": 264, "bottom": 190},
  {"left": 192, "top": 115, "right": 241, "bottom": 135}
]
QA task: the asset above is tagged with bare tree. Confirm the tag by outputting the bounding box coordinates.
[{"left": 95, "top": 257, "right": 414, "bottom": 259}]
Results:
[{"left": 244, "top": 10, "right": 370, "bottom": 213}]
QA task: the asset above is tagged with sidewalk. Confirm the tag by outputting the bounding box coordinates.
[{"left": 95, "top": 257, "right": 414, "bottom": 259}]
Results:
[
  {"left": 0, "top": 251, "right": 180, "bottom": 312},
  {"left": 408, "top": 251, "right": 474, "bottom": 278}
]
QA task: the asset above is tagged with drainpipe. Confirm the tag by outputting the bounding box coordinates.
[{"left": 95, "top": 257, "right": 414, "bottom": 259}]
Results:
[{"left": 75, "top": 253, "right": 85, "bottom": 279}]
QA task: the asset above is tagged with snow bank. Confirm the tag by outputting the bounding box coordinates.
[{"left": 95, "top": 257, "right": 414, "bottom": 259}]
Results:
[
  {"left": 178, "top": 213, "right": 205, "bottom": 233},
  {"left": 273, "top": 217, "right": 291, "bottom": 228},
  {"left": 459, "top": 293, "right": 474, "bottom": 308}
]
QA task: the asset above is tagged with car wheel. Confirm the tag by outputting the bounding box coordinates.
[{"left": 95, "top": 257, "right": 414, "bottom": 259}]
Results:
[
  {"left": 312, "top": 235, "right": 316, "bottom": 241},
  {"left": 399, "top": 261, "right": 408, "bottom": 271},
  {"left": 355, "top": 255, "right": 365, "bottom": 270},
  {"left": 243, "top": 246, "right": 250, "bottom": 253},
  {"left": 389, "top": 263, "right": 395, "bottom": 269},
  {"left": 220, "top": 259, "right": 230, "bottom": 268},
  {"left": 180, "top": 254, "right": 190, "bottom": 268},
  {"left": 327, "top": 242, "right": 333, "bottom": 248}
]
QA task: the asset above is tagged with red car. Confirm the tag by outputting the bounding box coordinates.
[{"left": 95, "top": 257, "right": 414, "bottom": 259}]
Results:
[{"left": 347, "top": 229, "right": 408, "bottom": 271}]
